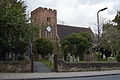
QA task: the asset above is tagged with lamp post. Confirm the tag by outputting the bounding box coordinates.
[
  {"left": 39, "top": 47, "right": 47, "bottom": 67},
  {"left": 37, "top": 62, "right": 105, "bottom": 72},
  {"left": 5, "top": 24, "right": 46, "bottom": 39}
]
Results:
[
  {"left": 28, "top": 41, "right": 34, "bottom": 72},
  {"left": 97, "top": 7, "right": 108, "bottom": 50}
]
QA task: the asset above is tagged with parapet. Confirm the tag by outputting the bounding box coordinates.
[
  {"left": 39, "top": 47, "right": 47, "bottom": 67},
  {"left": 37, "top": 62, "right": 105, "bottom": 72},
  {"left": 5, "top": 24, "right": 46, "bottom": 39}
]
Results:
[{"left": 31, "top": 7, "right": 57, "bottom": 15}]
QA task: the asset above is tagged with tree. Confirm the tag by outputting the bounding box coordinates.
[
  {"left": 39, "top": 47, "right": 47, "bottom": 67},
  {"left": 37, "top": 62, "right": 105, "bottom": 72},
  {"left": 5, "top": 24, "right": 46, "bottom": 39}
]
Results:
[
  {"left": 0, "top": 0, "right": 38, "bottom": 60},
  {"left": 100, "top": 11, "right": 120, "bottom": 56},
  {"left": 62, "top": 45, "right": 69, "bottom": 61},
  {"left": 35, "top": 38, "right": 54, "bottom": 58},
  {"left": 113, "top": 11, "right": 120, "bottom": 26},
  {"left": 101, "top": 11, "right": 120, "bottom": 55},
  {"left": 101, "top": 23, "right": 120, "bottom": 56},
  {"left": 112, "top": 11, "right": 120, "bottom": 31},
  {"left": 61, "top": 32, "right": 92, "bottom": 60}
]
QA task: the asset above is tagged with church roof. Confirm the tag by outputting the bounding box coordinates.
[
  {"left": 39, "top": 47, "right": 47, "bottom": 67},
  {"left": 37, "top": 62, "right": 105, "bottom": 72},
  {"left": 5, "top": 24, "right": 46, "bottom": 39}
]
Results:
[{"left": 57, "top": 24, "right": 94, "bottom": 40}]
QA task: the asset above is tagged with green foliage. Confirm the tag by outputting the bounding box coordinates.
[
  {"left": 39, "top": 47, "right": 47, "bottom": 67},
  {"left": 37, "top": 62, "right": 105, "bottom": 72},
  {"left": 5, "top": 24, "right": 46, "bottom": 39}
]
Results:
[
  {"left": 116, "top": 55, "right": 120, "bottom": 62},
  {"left": 107, "top": 56, "right": 116, "bottom": 62},
  {"left": 79, "top": 60, "right": 89, "bottom": 63},
  {"left": 12, "top": 40, "right": 27, "bottom": 55},
  {"left": 96, "top": 52, "right": 102, "bottom": 56},
  {"left": 61, "top": 32, "right": 92, "bottom": 60},
  {"left": 35, "top": 38, "right": 54, "bottom": 58},
  {"left": 113, "top": 11, "right": 120, "bottom": 31},
  {"left": 0, "top": 0, "right": 38, "bottom": 60},
  {"left": 95, "top": 52, "right": 102, "bottom": 61},
  {"left": 101, "top": 11, "right": 120, "bottom": 56},
  {"left": 62, "top": 45, "right": 69, "bottom": 61},
  {"left": 79, "top": 60, "right": 109, "bottom": 63},
  {"left": 113, "top": 11, "right": 120, "bottom": 26}
]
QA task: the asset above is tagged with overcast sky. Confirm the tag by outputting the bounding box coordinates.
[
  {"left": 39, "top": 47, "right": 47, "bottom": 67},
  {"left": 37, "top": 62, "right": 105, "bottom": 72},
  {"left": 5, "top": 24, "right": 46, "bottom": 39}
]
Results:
[{"left": 24, "top": 0, "right": 120, "bottom": 33}]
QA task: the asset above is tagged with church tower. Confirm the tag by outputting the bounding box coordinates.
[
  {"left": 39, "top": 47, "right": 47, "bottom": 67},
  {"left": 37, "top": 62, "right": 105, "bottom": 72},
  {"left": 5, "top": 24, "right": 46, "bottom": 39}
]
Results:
[
  {"left": 31, "top": 7, "right": 57, "bottom": 40},
  {"left": 31, "top": 7, "right": 58, "bottom": 54}
]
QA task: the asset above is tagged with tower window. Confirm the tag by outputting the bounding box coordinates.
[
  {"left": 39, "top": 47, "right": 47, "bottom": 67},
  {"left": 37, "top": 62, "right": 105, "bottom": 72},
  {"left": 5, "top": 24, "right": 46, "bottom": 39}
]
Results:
[{"left": 47, "top": 17, "right": 50, "bottom": 22}]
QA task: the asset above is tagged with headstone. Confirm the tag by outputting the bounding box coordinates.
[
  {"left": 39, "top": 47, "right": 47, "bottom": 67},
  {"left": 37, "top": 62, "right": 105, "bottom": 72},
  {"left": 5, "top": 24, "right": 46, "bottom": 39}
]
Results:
[{"left": 103, "top": 54, "right": 106, "bottom": 59}]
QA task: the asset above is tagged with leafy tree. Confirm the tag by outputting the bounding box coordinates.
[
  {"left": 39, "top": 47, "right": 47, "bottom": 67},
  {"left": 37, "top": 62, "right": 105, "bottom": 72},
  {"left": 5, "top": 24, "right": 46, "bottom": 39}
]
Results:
[
  {"left": 113, "top": 11, "right": 120, "bottom": 26},
  {"left": 112, "top": 11, "right": 120, "bottom": 31},
  {"left": 0, "top": 0, "right": 38, "bottom": 60},
  {"left": 100, "top": 11, "right": 120, "bottom": 56},
  {"left": 35, "top": 38, "right": 54, "bottom": 58},
  {"left": 62, "top": 45, "right": 69, "bottom": 61},
  {"left": 116, "top": 55, "right": 120, "bottom": 62},
  {"left": 61, "top": 32, "right": 92, "bottom": 60},
  {"left": 101, "top": 23, "right": 120, "bottom": 56}
]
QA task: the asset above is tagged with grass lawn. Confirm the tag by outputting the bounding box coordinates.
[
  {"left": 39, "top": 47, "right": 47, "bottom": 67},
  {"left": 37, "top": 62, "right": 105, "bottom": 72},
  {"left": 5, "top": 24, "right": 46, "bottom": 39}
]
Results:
[
  {"left": 79, "top": 60, "right": 111, "bottom": 63},
  {"left": 79, "top": 60, "right": 89, "bottom": 63},
  {"left": 38, "top": 59, "right": 54, "bottom": 70}
]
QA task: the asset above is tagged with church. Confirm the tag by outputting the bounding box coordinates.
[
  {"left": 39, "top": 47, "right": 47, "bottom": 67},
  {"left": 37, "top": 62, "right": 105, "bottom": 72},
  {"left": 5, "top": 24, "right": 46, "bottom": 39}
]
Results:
[{"left": 31, "top": 7, "right": 94, "bottom": 53}]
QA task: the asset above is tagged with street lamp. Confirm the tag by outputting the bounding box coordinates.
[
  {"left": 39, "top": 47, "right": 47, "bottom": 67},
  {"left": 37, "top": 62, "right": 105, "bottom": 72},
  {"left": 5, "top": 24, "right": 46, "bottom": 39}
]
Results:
[
  {"left": 97, "top": 7, "right": 108, "bottom": 50},
  {"left": 28, "top": 41, "right": 34, "bottom": 72}
]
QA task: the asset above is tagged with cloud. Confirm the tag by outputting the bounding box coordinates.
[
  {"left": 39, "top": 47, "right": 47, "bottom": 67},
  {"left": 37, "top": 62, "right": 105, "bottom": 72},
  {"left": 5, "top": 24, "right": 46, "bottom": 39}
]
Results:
[
  {"left": 113, "top": 1, "right": 120, "bottom": 11},
  {"left": 78, "top": 0, "right": 107, "bottom": 5},
  {"left": 25, "top": 0, "right": 120, "bottom": 33}
]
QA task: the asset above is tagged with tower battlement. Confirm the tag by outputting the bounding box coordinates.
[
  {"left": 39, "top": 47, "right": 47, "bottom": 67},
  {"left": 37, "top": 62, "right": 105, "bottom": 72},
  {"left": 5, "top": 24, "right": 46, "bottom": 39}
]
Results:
[{"left": 31, "top": 7, "right": 56, "bottom": 15}]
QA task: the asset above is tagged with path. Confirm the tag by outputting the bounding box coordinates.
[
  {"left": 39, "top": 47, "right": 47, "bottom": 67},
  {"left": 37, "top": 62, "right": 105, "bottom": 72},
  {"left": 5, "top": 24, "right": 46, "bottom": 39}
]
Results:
[{"left": 34, "top": 62, "right": 53, "bottom": 73}]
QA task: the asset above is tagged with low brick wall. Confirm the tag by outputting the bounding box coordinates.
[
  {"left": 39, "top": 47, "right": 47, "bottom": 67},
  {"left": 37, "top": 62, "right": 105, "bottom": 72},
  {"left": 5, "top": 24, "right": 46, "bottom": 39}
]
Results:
[
  {"left": 0, "top": 60, "right": 31, "bottom": 73},
  {"left": 57, "top": 59, "right": 120, "bottom": 72}
]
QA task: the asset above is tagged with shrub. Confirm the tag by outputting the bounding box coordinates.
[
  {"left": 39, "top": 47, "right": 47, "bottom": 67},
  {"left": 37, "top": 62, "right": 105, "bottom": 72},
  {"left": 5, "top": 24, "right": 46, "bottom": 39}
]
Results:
[
  {"left": 35, "top": 38, "right": 54, "bottom": 58},
  {"left": 116, "top": 55, "right": 120, "bottom": 62},
  {"left": 108, "top": 56, "right": 116, "bottom": 62},
  {"left": 95, "top": 52, "right": 102, "bottom": 61}
]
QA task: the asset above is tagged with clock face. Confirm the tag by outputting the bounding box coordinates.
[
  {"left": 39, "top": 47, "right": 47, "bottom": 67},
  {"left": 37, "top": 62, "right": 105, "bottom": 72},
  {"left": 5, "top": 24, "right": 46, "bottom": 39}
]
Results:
[{"left": 46, "top": 26, "right": 52, "bottom": 32}]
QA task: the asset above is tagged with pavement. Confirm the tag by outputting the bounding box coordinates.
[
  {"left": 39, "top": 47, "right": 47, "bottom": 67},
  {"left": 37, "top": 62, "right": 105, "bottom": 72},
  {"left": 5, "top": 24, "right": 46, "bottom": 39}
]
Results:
[
  {"left": 34, "top": 62, "right": 53, "bottom": 73},
  {"left": 0, "top": 70, "right": 120, "bottom": 80}
]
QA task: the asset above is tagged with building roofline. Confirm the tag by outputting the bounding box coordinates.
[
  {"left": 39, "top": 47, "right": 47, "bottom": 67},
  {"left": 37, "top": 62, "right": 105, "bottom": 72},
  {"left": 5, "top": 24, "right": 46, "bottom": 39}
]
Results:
[
  {"left": 57, "top": 24, "right": 94, "bottom": 36},
  {"left": 57, "top": 24, "right": 90, "bottom": 29}
]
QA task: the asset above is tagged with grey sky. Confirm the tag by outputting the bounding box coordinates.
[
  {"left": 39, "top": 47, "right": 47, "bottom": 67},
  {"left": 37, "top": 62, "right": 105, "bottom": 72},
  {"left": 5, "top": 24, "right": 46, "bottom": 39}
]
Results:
[{"left": 24, "top": 0, "right": 120, "bottom": 33}]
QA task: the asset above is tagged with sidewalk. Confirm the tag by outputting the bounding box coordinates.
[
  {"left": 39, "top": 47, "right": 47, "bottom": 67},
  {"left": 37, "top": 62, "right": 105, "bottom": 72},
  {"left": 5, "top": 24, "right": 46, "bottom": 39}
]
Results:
[{"left": 0, "top": 70, "right": 120, "bottom": 80}]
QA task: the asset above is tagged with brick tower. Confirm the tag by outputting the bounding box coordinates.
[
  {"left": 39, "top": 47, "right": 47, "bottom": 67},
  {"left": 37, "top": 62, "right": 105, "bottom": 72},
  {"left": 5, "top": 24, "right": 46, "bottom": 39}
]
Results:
[
  {"left": 31, "top": 7, "right": 58, "bottom": 54},
  {"left": 31, "top": 7, "right": 57, "bottom": 40}
]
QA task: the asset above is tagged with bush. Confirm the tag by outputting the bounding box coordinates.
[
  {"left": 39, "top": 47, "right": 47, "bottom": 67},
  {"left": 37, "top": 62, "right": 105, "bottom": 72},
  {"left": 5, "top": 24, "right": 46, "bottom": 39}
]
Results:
[
  {"left": 95, "top": 52, "right": 102, "bottom": 61},
  {"left": 35, "top": 38, "right": 54, "bottom": 58},
  {"left": 108, "top": 56, "right": 116, "bottom": 62},
  {"left": 116, "top": 55, "right": 120, "bottom": 62}
]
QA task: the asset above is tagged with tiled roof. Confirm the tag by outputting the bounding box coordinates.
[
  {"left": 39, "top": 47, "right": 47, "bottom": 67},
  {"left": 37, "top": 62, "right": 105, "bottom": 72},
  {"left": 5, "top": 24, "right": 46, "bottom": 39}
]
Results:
[{"left": 57, "top": 24, "right": 94, "bottom": 39}]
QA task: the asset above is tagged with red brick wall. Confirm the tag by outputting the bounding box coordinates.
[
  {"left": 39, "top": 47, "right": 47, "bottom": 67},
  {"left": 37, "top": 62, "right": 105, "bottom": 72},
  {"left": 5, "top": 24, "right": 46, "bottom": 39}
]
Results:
[{"left": 31, "top": 7, "right": 57, "bottom": 40}]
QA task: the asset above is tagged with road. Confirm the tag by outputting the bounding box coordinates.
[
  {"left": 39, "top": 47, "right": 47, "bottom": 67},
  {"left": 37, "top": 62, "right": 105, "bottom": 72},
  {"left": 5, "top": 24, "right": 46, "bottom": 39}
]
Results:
[{"left": 43, "top": 75, "right": 120, "bottom": 80}]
